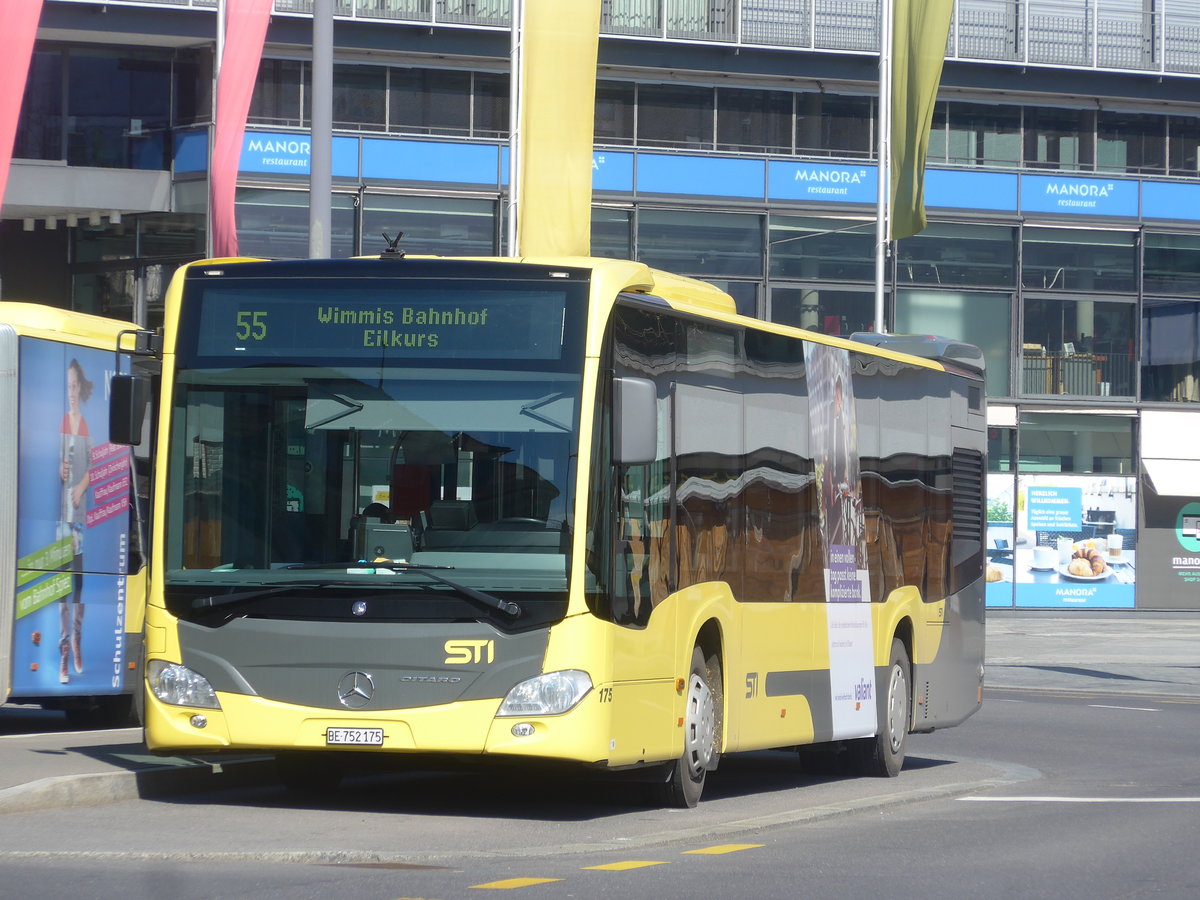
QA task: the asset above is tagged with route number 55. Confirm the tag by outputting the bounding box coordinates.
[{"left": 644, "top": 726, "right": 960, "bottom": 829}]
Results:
[{"left": 236, "top": 311, "right": 268, "bottom": 341}]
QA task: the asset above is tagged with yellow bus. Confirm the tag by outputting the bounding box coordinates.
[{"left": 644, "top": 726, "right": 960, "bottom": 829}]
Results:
[
  {"left": 1, "top": 302, "right": 153, "bottom": 726},
  {"left": 126, "top": 255, "right": 985, "bottom": 806}
]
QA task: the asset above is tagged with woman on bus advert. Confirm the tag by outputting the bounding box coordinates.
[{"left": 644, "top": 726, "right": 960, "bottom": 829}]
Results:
[{"left": 59, "top": 358, "right": 94, "bottom": 683}]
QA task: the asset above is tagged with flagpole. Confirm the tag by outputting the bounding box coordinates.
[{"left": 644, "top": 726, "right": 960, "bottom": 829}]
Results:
[
  {"left": 309, "top": 0, "right": 332, "bottom": 258},
  {"left": 506, "top": 0, "right": 523, "bottom": 257},
  {"left": 874, "top": 0, "right": 892, "bottom": 335}
]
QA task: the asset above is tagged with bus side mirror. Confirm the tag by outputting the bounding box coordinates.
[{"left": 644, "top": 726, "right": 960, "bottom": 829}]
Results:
[
  {"left": 110, "top": 374, "right": 150, "bottom": 446},
  {"left": 613, "top": 376, "right": 657, "bottom": 466}
]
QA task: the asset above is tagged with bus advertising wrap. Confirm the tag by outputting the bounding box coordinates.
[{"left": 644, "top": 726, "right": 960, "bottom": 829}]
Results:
[
  {"left": 805, "top": 342, "right": 877, "bottom": 740},
  {"left": 11, "top": 340, "right": 131, "bottom": 694}
]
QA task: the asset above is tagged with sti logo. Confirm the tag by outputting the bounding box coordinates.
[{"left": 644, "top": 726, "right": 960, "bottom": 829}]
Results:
[{"left": 444, "top": 639, "right": 495, "bottom": 665}]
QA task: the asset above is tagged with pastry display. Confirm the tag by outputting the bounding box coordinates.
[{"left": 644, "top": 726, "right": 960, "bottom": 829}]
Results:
[
  {"left": 986, "top": 564, "right": 1003, "bottom": 583},
  {"left": 1069, "top": 546, "right": 1107, "bottom": 576}
]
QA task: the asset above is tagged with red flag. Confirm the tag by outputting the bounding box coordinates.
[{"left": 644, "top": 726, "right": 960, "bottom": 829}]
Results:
[
  {"left": 0, "top": 0, "right": 44, "bottom": 216},
  {"left": 211, "top": 0, "right": 273, "bottom": 258}
]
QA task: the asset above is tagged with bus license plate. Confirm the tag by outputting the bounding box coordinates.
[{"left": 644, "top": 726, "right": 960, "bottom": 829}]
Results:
[{"left": 326, "top": 727, "right": 384, "bottom": 746}]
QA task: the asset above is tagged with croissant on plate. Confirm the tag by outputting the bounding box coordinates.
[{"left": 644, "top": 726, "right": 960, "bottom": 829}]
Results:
[{"left": 1072, "top": 547, "right": 1106, "bottom": 575}]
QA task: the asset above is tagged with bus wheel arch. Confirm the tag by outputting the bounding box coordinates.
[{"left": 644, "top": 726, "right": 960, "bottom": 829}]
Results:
[
  {"left": 849, "top": 634, "right": 912, "bottom": 778},
  {"left": 660, "top": 624, "right": 724, "bottom": 808}
]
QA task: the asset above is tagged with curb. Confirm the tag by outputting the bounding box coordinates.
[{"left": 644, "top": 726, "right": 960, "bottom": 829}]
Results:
[{"left": 0, "top": 757, "right": 277, "bottom": 816}]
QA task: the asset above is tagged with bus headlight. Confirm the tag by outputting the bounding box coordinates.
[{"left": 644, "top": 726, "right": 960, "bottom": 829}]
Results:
[
  {"left": 496, "top": 670, "right": 592, "bottom": 717},
  {"left": 147, "top": 659, "right": 221, "bottom": 710}
]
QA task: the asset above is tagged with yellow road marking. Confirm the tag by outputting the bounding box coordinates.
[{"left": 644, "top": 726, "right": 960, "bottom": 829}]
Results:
[
  {"left": 682, "top": 843, "right": 764, "bottom": 855},
  {"left": 469, "top": 877, "right": 562, "bottom": 890},
  {"left": 583, "top": 860, "right": 669, "bottom": 871}
]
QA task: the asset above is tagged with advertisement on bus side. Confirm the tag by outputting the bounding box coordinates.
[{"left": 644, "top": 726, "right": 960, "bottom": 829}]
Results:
[{"left": 9, "top": 339, "right": 131, "bottom": 695}]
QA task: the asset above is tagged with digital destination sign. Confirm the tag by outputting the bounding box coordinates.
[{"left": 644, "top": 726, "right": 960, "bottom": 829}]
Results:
[{"left": 189, "top": 283, "right": 575, "bottom": 362}]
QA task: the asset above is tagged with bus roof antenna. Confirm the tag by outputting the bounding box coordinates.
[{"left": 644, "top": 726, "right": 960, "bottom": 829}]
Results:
[{"left": 380, "top": 232, "right": 406, "bottom": 260}]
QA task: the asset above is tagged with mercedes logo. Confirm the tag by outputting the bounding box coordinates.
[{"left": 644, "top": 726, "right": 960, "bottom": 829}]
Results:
[
  {"left": 351, "top": 600, "right": 368, "bottom": 617},
  {"left": 337, "top": 671, "right": 375, "bottom": 709}
]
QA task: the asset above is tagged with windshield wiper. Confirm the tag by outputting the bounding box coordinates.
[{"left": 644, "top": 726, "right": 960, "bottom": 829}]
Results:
[
  {"left": 282, "top": 561, "right": 522, "bottom": 617},
  {"left": 193, "top": 582, "right": 325, "bottom": 610}
]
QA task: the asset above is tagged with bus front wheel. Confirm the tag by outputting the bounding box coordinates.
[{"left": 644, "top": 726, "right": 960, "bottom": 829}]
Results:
[
  {"left": 849, "top": 637, "right": 910, "bottom": 778},
  {"left": 660, "top": 645, "right": 722, "bottom": 808}
]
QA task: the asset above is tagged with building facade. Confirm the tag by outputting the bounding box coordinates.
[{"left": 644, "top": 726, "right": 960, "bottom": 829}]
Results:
[{"left": 5, "top": 0, "right": 1200, "bottom": 609}]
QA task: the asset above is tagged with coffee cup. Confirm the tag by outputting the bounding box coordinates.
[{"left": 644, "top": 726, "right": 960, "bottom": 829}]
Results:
[
  {"left": 1033, "top": 545, "right": 1056, "bottom": 568},
  {"left": 1107, "top": 534, "right": 1123, "bottom": 558}
]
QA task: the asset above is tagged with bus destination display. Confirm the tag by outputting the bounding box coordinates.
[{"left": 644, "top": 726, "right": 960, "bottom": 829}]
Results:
[{"left": 192, "top": 286, "right": 570, "bottom": 361}]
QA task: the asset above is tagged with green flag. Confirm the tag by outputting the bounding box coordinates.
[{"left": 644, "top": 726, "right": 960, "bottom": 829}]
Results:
[{"left": 890, "top": 0, "right": 955, "bottom": 241}]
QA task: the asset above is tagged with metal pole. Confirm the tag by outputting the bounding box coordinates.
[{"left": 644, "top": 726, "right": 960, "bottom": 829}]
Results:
[
  {"left": 873, "top": 0, "right": 892, "bottom": 335},
  {"left": 506, "top": 0, "right": 523, "bottom": 257},
  {"left": 309, "top": 0, "right": 333, "bottom": 259},
  {"left": 208, "top": 0, "right": 226, "bottom": 259}
]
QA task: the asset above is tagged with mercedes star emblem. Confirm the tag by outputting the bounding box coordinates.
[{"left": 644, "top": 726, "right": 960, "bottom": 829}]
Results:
[{"left": 337, "top": 671, "right": 375, "bottom": 709}]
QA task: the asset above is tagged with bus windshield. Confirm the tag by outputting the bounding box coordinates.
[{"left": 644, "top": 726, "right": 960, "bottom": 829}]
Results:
[{"left": 164, "top": 268, "right": 587, "bottom": 609}]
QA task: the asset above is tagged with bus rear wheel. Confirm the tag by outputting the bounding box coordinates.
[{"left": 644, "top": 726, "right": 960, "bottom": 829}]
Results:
[
  {"left": 849, "top": 637, "right": 910, "bottom": 778},
  {"left": 660, "top": 645, "right": 722, "bottom": 808}
]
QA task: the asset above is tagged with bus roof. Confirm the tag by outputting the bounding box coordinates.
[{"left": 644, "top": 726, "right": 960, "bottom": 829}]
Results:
[
  {"left": 0, "top": 301, "right": 139, "bottom": 349},
  {"left": 170, "top": 256, "right": 975, "bottom": 375}
]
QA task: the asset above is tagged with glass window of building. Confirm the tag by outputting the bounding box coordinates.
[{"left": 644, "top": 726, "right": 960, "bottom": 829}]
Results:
[
  {"left": 249, "top": 59, "right": 303, "bottom": 127},
  {"left": 1017, "top": 412, "right": 1134, "bottom": 474},
  {"left": 895, "top": 290, "right": 1012, "bottom": 398},
  {"left": 716, "top": 87, "right": 792, "bottom": 154},
  {"left": 1167, "top": 114, "right": 1200, "bottom": 176},
  {"left": 591, "top": 207, "right": 632, "bottom": 258},
  {"left": 14, "top": 49, "right": 63, "bottom": 160},
  {"left": 361, "top": 195, "right": 497, "bottom": 257},
  {"left": 1096, "top": 111, "right": 1166, "bottom": 175},
  {"left": 473, "top": 72, "right": 509, "bottom": 138},
  {"left": 946, "top": 101, "right": 1022, "bottom": 168},
  {"left": 637, "top": 209, "right": 762, "bottom": 277},
  {"left": 1024, "top": 106, "right": 1094, "bottom": 171},
  {"left": 1144, "top": 232, "right": 1200, "bottom": 296},
  {"left": 235, "top": 189, "right": 356, "bottom": 259},
  {"left": 637, "top": 83, "right": 714, "bottom": 149},
  {"left": 329, "top": 64, "right": 386, "bottom": 131},
  {"left": 895, "top": 223, "right": 1015, "bottom": 287},
  {"left": 989, "top": 426, "right": 1015, "bottom": 472},
  {"left": 67, "top": 49, "right": 171, "bottom": 169},
  {"left": 795, "top": 92, "right": 872, "bottom": 158},
  {"left": 595, "top": 80, "right": 634, "bottom": 144},
  {"left": 389, "top": 68, "right": 471, "bottom": 136},
  {"left": 1142, "top": 299, "right": 1200, "bottom": 402},
  {"left": 768, "top": 215, "right": 875, "bottom": 283},
  {"left": 768, "top": 286, "right": 880, "bottom": 336},
  {"left": 1022, "top": 296, "right": 1136, "bottom": 397},
  {"left": 1022, "top": 227, "right": 1136, "bottom": 293},
  {"left": 174, "top": 48, "right": 212, "bottom": 127}
]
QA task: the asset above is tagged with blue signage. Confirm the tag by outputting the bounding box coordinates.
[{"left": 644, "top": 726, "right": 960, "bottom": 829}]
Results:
[
  {"left": 239, "top": 132, "right": 358, "bottom": 178},
  {"left": 594, "top": 151, "right": 634, "bottom": 192},
  {"left": 1020, "top": 174, "right": 1139, "bottom": 217},
  {"left": 638, "top": 153, "right": 764, "bottom": 198},
  {"left": 1027, "top": 485, "right": 1083, "bottom": 531},
  {"left": 362, "top": 138, "right": 498, "bottom": 185},
  {"left": 1142, "top": 180, "right": 1200, "bottom": 222},
  {"left": 926, "top": 169, "right": 1018, "bottom": 212},
  {"left": 768, "top": 160, "right": 876, "bottom": 204},
  {"left": 173, "top": 129, "right": 209, "bottom": 174},
  {"left": 1014, "top": 582, "right": 1135, "bottom": 609}
]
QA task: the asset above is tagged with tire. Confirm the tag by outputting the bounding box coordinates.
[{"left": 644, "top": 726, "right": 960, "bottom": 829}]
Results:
[
  {"left": 659, "top": 645, "right": 722, "bottom": 808},
  {"left": 848, "top": 637, "right": 910, "bottom": 778},
  {"left": 276, "top": 751, "right": 344, "bottom": 792}
]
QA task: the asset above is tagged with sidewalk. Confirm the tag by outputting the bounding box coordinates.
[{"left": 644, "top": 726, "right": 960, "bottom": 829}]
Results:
[{"left": 1, "top": 611, "right": 1197, "bottom": 814}]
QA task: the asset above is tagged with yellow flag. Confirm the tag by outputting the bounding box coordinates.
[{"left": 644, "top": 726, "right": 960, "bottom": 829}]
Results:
[
  {"left": 890, "top": 0, "right": 954, "bottom": 240},
  {"left": 515, "top": 0, "right": 601, "bottom": 257}
]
